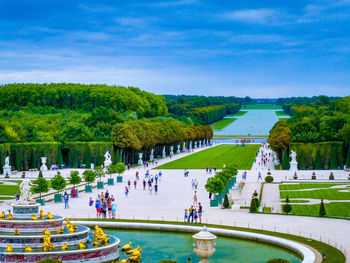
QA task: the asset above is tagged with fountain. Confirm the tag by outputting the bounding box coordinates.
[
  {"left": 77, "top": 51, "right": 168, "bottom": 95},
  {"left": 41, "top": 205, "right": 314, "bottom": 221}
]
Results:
[{"left": 0, "top": 182, "right": 119, "bottom": 262}]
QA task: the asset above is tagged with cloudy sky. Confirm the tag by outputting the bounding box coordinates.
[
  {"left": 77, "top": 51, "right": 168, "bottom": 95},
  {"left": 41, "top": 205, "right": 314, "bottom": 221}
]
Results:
[{"left": 0, "top": 0, "right": 349, "bottom": 97}]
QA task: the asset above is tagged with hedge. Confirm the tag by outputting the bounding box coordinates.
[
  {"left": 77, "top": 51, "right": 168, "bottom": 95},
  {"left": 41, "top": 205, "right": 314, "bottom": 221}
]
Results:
[{"left": 291, "top": 142, "right": 344, "bottom": 170}]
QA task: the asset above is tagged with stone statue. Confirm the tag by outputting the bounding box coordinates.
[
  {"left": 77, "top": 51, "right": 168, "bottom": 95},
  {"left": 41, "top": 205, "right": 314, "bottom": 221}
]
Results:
[
  {"left": 138, "top": 152, "right": 143, "bottom": 165},
  {"left": 4, "top": 156, "right": 9, "bottom": 167},
  {"left": 176, "top": 145, "right": 180, "bottom": 154},
  {"left": 162, "top": 146, "right": 166, "bottom": 158},
  {"left": 18, "top": 179, "right": 35, "bottom": 204},
  {"left": 150, "top": 148, "right": 154, "bottom": 162},
  {"left": 290, "top": 150, "right": 297, "bottom": 163},
  {"left": 104, "top": 151, "right": 112, "bottom": 167},
  {"left": 170, "top": 146, "right": 174, "bottom": 156},
  {"left": 40, "top": 157, "right": 48, "bottom": 171}
]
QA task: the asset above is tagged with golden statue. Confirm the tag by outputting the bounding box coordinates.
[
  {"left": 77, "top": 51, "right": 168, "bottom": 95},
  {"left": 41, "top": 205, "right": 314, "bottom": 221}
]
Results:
[
  {"left": 0, "top": 211, "right": 5, "bottom": 219},
  {"left": 14, "top": 228, "right": 21, "bottom": 235},
  {"left": 42, "top": 232, "right": 55, "bottom": 252},
  {"left": 5, "top": 244, "right": 13, "bottom": 252},
  {"left": 43, "top": 228, "right": 50, "bottom": 236},
  {"left": 61, "top": 242, "right": 68, "bottom": 250},
  {"left": 65, "top": 218, "right": 71, "bottom": 229},
  {"left": 7, "top": 212, "right": 14, "bottom": 220},
  {"left": 92, "top": 238, "right": 100, "bottom": 248},
  {"left": 72, "top": 223, "right": 78, "bottom": 232},
  {"left": 121, "top": 242, "right": 132, "bottom": 251},
  {"left": 67, "top": 225, "right": 75, "bottom": 233},
  {"left": 25, "top": 244, "right": 32, "bottom": 252},
  {"left": 39, "top": 210, "right": 45, "bottom": 220},
  {"left": 78, "top": 240, "right": 85, "bottom": 250},
  {"left": 57, "top": 226, "right": 64, "bottom": 234},
  {"left": 31, "top": 213, "right": 37, "bottom": 220},
  {"left": 46, "top": 212, "right": 54, "bottom": 220}
]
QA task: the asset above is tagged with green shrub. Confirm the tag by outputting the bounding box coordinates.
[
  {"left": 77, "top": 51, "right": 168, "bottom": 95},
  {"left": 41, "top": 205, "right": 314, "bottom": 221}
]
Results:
[
  {"left": 32, "top": 177, "right": 49, "bottom": 199},
  {"left": 5, "top": 172, "right": 9, "bottom": 178},
  {"left": 319, "top": 199, "right": 326, "bottom": 217},
  {"left": 267, "top": 169, "right": 271, "bottom": 175},
  {"left": 266, "top": 259, "right": 291, "bottom": 263},
  {"left": 38, "top": 171, "right": 43, "bottom": 178},
  {"left": 50, "top": 174, "right": 66, "bottom": 194},
  {"left": 83, "top": 169, "right": 96, "bottom": 185},
  {"left": 265, "top": 175, "right": 274, "bottom": 183},
  {"left": 311, "top": 175, "right": 316, "bottom": 180},
  {"left": 37, "top": 258, "right": 63, "bottom": 263},
  {"left": 283, "top": 204, "right": 292, "bottom": 214},
  {"left": 68, "top": 171, "right": 81, "bottom": 187},
  {"left": 21, "top": 171, "right": 25, "bottom": 178},
  {"left": 329, "top": 172, "right": 334, "bottom": 180},
  {"left": 249, "top": 194, "right": 257, "bottom": 213},
  {"left": 293, "top": 172, "right": 297, "bottom": 180},
  {"left": 223, "top": 194, "right": 230, "bottom": 208}
]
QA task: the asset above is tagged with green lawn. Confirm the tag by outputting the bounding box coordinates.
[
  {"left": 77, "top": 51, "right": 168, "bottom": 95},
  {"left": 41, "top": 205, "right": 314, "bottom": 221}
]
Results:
[
  {"left": 0, "top": 184, "right": 20, "bottom": 196},
  {"left": 211, "top": 118, "right": 236, "bottom": 130},
  {"left": 280, "top": 188, "right": 350, "bottom": 200},
  {"left": 281, "top": 199, "right": 310, "bottom": 203},
  {"left": 157, "top": 144, "right": 259, "bottom": 169},
  {"left": 291, "top": 202, "right": 350, "bottom": 218},
  {"left": 278, "top": 118, "right": 289, "bottom": 121},
  {"left": 280, "top": 183, "right": 349, "bottom": 191},
  {"left": 275, "top": 111, "right": 288, "bottom": 116},
  {"left": 242, "top": 104, "right": 282, "bottom": 110},
  {"left": 226, "top": 111, "right": 247, "bottom": 116}
]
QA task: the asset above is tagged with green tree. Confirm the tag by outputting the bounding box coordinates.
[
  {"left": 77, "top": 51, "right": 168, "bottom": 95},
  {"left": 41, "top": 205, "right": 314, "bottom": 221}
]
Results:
[
  {"left": 83, "top": 169, "right": 96, "bottom": 185},
  {"left": 253, "top": 190, "right": 259, "bottom": 207},
  {"left": 32, "top": 177, "right": 49, "bottom": 200},
  {"left": 68, "top": 170, "right": 81, "bottom": 187},
  {"left": 249, "top": 194, "right": 257, "bottom": 213},
  {"left": 57, "top": 149, "right": 63, "bottom": 169},
  {"left": 223, "top": 194, "right": 230, "bottom": 208},
  {"left": 84, "top": 146, "right": 91, "bottom": 168},
  {"left": 282, "top": 149, "right": 290, "bottom": 170},
  {"left": 115, "top": 162, "right": 126, "bottom": 176},
  {"left": 330, "top": 147, "right": 338, "bottom": 169},
  {"left": 346, "top": 147, "right": 350, "bottom": 168},
  {"left": 205, "top": 177, "right": 224, "bottom": 194},
  {"left": 94, "top": 166, "right": 105, "bottom": 182},
  {"left": 319, "top": 199, "right": 326, "bottom": 217},
  {"left": 315, "top": 150, "right": 322, "bottom": 170},
  {"left": 105, "top": 164, "right": 117, "bottom": 179},
  {"left": 51, "top": 174, "right": 66, "bottom": 194}
]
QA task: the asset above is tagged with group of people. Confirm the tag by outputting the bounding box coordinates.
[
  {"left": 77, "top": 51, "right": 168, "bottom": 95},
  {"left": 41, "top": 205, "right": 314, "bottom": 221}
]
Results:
[
  {"left": 184, "top": 189, "right": 203, "bottom": 223},
  {"left": 124, "top": 170, "right": 163, "bottom": 196},
  {"left": 205, "top": 167, "right": 217, "bottom": 174},
  {"left": 91, "top": 190, "right": 117, "bottom": 219},
  {"left": 254, "top": 143, "right": 274, "bottom": 170}
]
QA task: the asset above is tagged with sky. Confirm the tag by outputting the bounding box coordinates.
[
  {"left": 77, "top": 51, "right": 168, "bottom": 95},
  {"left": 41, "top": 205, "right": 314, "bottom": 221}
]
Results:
[{"left": 0, "top": 0, "right": 349, "bottom": 98}]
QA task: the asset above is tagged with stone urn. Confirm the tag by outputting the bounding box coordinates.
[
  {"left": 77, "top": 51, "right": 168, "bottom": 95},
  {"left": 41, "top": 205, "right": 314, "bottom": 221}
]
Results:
[{"left": 193, "top": 226, "right": 217, "bottom": 263}]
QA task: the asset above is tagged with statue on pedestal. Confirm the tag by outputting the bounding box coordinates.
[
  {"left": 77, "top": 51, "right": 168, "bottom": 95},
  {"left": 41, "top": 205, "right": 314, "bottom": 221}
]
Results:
[
  {"left": 104, "top": 151, "right": 112, "bottom": 167},
  {"left": 150, "top": 149, "right": 154, "bottom": 162},
  {"left": 18, "top": 179, "right": 36, "bottom": 204},
  {"left": 162, "top": 146, "right": 166, "bottom": 158},
  {"left": 3, "top": 156, "right": 12, "bottom": 176},
  {"left": 5, "top": 156, "right": 9, "bottom": 167},
  {"left": 138, "top": 153, "right": 143, "bottom": 165},
  {"left": 170, "top": 146, "right": 174, "bottom": 156},
  {"left": 176, "top": 145, "right": 180, "bottom": 154},
  {"left": 289, "top": 150, "right": 298, "bottom": 171}
]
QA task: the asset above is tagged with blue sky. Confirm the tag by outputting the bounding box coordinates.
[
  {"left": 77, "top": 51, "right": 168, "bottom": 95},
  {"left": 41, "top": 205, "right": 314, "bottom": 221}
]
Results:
[{"left": 0, "top": 0, "right": 349, "bottom": 97}]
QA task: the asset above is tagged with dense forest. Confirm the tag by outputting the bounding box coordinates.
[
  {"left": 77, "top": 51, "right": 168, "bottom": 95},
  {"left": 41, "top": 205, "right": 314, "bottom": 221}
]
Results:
[
  {"left": 269, "top": 96, "right": 350, "bottom": 170},
  {"left": 0, "top": 83, "right": 167, "bottom": 143},
  {"left": 165, "top": 95, "right": 246, "bottom": 125}
]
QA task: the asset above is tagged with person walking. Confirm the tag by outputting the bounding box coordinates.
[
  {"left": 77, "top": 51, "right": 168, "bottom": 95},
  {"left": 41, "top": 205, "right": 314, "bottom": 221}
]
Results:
[
  {"left": 111, "top": 200, "right": 117, "bottom": 219},
  {"left": 198, "top": 202, "right": 203, "bottom": 223},
  {"left": 143, "top": 179, "right": 146, "bottom": 190},
  {"left": 133, "top": 180, "right": 137, "bottom": 189},
  {"left": 154, "top": 184, "right": 158, "bottom": 194},
  {"left": 124, "top": 186, "right": 129, "bottom": 197},
  {"left": 193, "top": 191, "right": 198, "bottom": 207},
  {"left": 64, "top": 191, "right": 69, "bottom": 209},
  {"left": 194, "top": 179, "right": 198, "bottom": 190}
]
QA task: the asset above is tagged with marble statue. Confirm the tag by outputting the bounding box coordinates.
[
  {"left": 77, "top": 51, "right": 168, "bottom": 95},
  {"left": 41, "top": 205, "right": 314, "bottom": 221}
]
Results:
[
  {"left": 150, "top": 148, "right": 154, "bottom": 162},
  {"left": 176, "top": 145, "right": 180, "bottom": 154},
  {"left": 290, "top": 150, "right": 297, "bottom": 163},
  {"left": 170, "top": 146, "right": 174, "bottom": 156},
  {"left": 104, "top": 151, "right": 112, "bottom": 167},
  {"left": 162, "top": 146, "right": 166, "bottom": 158},
  {"left": 4, "top": 156, "right": 9, "bottom": 167},
  {"left": 138, "top": 153, "right": 143, "bottom": 165},
  {"left": 40, "top": 157, "right": 48, "bottom": 171},
  {"left": 18, "top": 179, "right": 36, "bottom": 204}
]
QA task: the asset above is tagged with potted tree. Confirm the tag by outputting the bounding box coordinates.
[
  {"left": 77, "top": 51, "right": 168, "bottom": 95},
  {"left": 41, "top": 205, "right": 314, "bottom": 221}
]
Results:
[
  {"left": 51, "top": 174, "right": 67, "bottom": 203},
  {"left": 106, "top": 164, "right": 117, "bottom": 185},
  {"left": 68, "top": 170, "right": 81, "bottom": 198},
  {"left": 32, "top": 177, "right": 49, "bottom": 206},
  {"left": 205, "top": 177, "right": 224, "bottom": 207},
  {"left": 115, "top": 162, "right": 126, "bottom": 183},
  {"left": 83, "top": 169, "right": 96, "bottom": 192},
  {"left": 95, "top": 166, "right": 105, "bottom": 189}
]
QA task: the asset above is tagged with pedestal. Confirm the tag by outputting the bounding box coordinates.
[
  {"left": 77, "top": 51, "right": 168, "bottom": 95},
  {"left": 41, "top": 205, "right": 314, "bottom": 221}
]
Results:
[
  {"left": 3, "top": 166, "right": 11, "bottom": 176},
  {"left": 12, "top": 203, "right": 40, "bottom": 219},
  {"left": 289, "top": 161, "right": 298, "bottom": 171}
]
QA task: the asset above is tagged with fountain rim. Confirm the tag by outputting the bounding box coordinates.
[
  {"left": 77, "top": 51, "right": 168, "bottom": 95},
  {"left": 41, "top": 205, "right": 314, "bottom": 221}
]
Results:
[{"left": 0, "top": 215, "right": 65, "bottom": 224}]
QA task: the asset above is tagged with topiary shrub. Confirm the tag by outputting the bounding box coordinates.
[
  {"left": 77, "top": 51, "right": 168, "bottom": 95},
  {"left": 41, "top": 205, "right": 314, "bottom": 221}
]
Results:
[
  {"left": 265, "top": 176, "right": 274, "bottom": 183},
  {"left": 319, "top": 199, "right": 326, "bottom": 217},
  {"left": 37, "top": 258, "right": 63, "bottom": 263},
  {"left": 311, "top": 172, "right": 316, "bottom": 180},
  {"left": 38, "top": 171, "right": 43, "bottom": 178},
  {"left": 21, "top": 172, "right": 26, "bottom": 178},
  {"left": 223, "top": 194, "right": 230, "bottom": 208},
  {"left": 293, "top": 172, "right": 297, "bottom": 180},
  {"left": 266, "top": 258, "right": 291, "bottom": 263},
  {"left": 5, "top": 172, "right": 9, "bottom": 178},
  {"left": 329, "top": 172, "right": 334, "bottom": 180},
  {"left": 267, "top": 169, "right": 271, "bottom": 176},
  {"left": 249, "top": 194, "right": 257, "bottom": 213}
]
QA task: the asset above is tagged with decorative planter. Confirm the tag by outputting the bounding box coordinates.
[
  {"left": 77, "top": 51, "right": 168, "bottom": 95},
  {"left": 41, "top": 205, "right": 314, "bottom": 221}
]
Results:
[
  {"left": 85, "top": 185, "right": 93, "bottom": 192},
  {"left": 116, "top": 176, "right": 123, "bottom": 183},
  {"left": 108, "top": 178, "right": 114, "bottom": 185},
  {"left": 210, "top": 199, "right": 218, "bottom": 207},
  {"left": 54, "top": 194, "right": 62, "bottom": 203},
  {"left": 35, "top": 199, "right": 45, "bottom": 206},
  {"left": 97, "top": 181, "right": 104, "bottom": 189}
]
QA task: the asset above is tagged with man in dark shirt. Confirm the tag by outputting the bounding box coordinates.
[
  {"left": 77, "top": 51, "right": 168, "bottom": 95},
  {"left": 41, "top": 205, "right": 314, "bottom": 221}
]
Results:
[{"left": 198, "top": 202, "right": 203, "bottom": 223}]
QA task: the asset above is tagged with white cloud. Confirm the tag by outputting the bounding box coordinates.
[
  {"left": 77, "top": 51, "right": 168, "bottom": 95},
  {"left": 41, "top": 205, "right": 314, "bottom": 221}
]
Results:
[
  {"left": 221, "top": 9, "right": 281, "bottom": 25},
  {"left": 147, "top": 0, "right": 197, "bottom": 7}
]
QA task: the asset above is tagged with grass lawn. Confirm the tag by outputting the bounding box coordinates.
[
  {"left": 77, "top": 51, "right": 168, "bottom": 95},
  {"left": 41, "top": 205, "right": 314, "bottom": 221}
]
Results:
[
  {"left": 0, "top": 196, "right": 15, "bottom": 200},
  {"left": 280, "top": 188, "right": 350, "bottom": 200},
  {"left": 278, "top": 118, "right": 289, "bottom": 121},
  {"left": 281, "top": 199, "right": 310, "bottom": 203},
  {"left": 275, "top": 111, "right": 288, "bottom": 116},
  {"left": 291, "top": 202, "right": 350, "bottom": 218},
  {"left": 226, "top": 111, "right": 247, "bottom": 116},
  {"left": 242, "top": 104, "right": 282, "bottom": 110},
  {"left": 211, "top": 118, "right": 236, "bottom": 130},
  {"left": 0, "top": 184, "right": 20, "bottom": 195},
  {"left": 157, "top": 144, "right": 259, "bottom": 169},
  {"left": 280, "top": 183, "right": 350, "bottom": 191}
]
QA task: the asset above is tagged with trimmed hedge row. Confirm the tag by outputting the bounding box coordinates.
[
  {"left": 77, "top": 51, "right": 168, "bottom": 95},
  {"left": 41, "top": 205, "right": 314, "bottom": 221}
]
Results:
[{"left": 291, "top": 142, "right": 344, "bottom": 170}]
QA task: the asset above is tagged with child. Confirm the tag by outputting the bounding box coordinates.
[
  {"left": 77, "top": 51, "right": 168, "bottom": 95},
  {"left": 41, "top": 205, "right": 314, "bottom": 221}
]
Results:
[
  {"left": 194, "top": 209, "right": 198, "bottom": 223},
  {"left": 89, "top": 197, "right": 94, "bottom": 206},
  {"left": 184, "top": 209, "right": 188, "bottom": 222}
]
